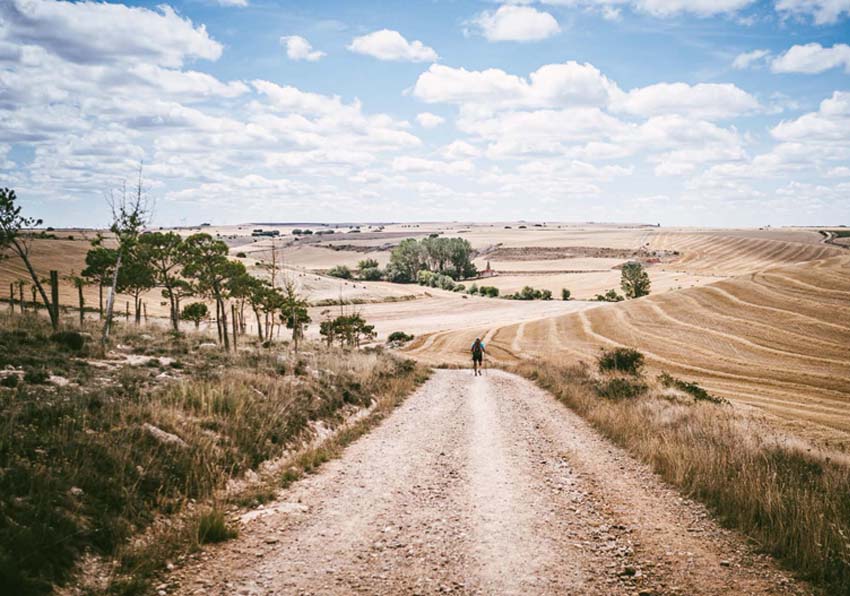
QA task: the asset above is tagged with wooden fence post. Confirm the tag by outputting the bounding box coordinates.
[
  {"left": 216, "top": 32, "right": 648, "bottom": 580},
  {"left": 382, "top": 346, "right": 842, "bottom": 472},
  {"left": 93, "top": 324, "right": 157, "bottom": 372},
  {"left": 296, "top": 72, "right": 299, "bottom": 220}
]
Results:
[{"left": 50, "top": 270, "right": 59, "bottom": 325}]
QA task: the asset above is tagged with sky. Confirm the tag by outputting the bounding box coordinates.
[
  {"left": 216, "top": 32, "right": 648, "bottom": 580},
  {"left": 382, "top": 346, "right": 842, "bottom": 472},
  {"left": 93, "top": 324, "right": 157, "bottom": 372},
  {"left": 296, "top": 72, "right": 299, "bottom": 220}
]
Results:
[{"left": 0, "top": 0, "right": 849, "bottom": 228}]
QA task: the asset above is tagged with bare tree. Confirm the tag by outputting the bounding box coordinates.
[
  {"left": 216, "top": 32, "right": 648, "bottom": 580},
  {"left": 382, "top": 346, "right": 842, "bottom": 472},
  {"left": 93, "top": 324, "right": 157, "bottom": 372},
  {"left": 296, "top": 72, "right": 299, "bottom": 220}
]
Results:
[
  {"left": 102, "top": 167, "right": 152, "bottom": 343},
  {"left": 0, "top": 188, "right": 59, "bottom": 329}
]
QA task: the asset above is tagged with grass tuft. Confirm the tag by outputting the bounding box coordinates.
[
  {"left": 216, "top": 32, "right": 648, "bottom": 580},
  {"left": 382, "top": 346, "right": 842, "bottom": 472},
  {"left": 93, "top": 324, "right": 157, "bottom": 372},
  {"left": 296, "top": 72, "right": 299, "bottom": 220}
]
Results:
[{"left": 514, "top": 358, "right": 850, "bottom": 594}]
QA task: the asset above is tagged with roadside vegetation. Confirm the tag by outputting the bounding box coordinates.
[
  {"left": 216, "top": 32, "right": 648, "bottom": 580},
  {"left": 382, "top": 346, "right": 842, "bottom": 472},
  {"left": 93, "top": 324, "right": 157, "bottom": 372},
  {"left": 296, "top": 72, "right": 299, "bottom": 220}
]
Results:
[
  {"left": 515, "top": 349, "right": 850, "bottom": 594},
  {"left": 0, "top": 313, "right": 425, "bottom": 595}
]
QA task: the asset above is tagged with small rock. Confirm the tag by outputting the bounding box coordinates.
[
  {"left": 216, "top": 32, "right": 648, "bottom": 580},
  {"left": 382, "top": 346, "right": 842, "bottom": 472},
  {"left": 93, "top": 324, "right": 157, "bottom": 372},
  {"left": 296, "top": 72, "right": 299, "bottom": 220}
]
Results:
[{"left": 143, "top": 423, "right": 188, "bottom": 448}]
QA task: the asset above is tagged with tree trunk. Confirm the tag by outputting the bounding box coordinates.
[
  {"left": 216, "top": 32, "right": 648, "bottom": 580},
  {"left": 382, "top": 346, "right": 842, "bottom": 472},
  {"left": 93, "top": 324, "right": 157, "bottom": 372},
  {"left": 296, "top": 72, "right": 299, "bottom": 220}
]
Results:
[
  {"left": 166, "top": 286, "right": 178, "bottom": 331},
  {"left": 78, "top": 283, "right": 85, "bottom": 327},
  {"left": 231, "top": 303, "right": 237, "bottom": 350},
  {"left": 219, "top": 297, "right": 230, "bottom": 351},
  {"left": 102, "top": 252, "right": 122, "bottom": 343},
  {"left": 125, "top": 301, "right": 129, "bottom": 322},
  {"left": 98, "top": 283, "right": 103, "bottom": 319},
  {"left": 254, "top": 307, "right": 263, "bottom": 340},
  {"left": 8, "top": 283, "right": 13, "bottom": 313},
  {"left": 12, "top": 238, "right": 57, "bottom": 329},
  {"left": 19, "top": 284, "right": 24, "bottom": 312}
]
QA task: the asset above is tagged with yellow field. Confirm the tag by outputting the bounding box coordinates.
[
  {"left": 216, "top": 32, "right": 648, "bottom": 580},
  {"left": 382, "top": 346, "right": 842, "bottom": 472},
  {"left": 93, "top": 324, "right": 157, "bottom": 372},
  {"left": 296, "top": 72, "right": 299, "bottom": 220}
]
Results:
[
  {"left": 4, "top": 225, "right": 848, "bottom": 448},
  {"left": 405, "top": 253, "right": 850, "bottom": 447}
]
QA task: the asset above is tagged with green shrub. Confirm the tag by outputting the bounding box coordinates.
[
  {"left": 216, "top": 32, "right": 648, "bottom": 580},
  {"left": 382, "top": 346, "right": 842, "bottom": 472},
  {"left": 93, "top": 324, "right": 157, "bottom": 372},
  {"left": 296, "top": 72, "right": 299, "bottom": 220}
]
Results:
[
  {"left": 467, "top": 283, "right": 479, "bottom": 295},
  {"left": 50, "top": 331, "right": 86, "bottom": 352},
  {"left": 23, "top": 368, "right": 49, "bottom": 384},
  {"left": 594, "top": 289, "right": 625, "bottom": 302},
  {"left": 480, "top": 286, "right": 500, "bottom": 298},
  {"left": 658, "top": 372, "right": 728, "bottom": 405},
  {"left": 597, "top": 347, "right": 645, "bottom": 376},
  {"left": 235, "top": 252, "right": 247, "bottom": 258},
  {"left": 0, "top": 375, "right": 18, "bottom": 388},
  {"left": 594, "top": 377, "right": 647, "bottom": 400},
  {"left": 387, "top": 331, "right": 414, "bottom": 344},
  {"left": 561, "top": 288, "right": 571, "bottom": 300},
  {"left": 359, "top": 267, "right": 383, "bottom": 281},
  {"left": 327, "top": 265, "right": 353, "bottom": 279}
]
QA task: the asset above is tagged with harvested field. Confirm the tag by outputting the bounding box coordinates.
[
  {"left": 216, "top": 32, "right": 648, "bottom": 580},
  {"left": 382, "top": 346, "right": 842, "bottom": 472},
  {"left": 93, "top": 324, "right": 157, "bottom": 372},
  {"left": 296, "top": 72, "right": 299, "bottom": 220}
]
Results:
[
  {"left": 649, "top": 231, "right": 844, "bottom": 276},
  {"left": 405, "top": 255, "right": 850, "bottom": 447}
]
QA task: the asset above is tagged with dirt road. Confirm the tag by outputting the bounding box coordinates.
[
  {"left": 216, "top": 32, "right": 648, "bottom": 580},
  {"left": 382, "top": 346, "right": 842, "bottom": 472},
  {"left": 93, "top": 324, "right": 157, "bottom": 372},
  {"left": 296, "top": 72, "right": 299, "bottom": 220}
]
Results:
[{"left": 170, "top": 370, "right": 808, "bottom": 596}]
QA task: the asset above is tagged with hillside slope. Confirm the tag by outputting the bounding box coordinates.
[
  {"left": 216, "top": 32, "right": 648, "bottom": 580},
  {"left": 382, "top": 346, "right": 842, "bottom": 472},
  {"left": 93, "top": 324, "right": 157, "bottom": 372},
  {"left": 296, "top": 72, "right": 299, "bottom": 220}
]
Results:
[{"left": 404, "top": 255, "right": 850, "bottom": 445}]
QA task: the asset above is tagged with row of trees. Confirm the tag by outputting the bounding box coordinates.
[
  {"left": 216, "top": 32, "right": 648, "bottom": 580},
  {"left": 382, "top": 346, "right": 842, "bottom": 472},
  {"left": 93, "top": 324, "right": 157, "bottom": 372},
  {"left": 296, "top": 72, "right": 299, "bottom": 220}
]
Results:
[{"left": 1, "top": 184, "right": 313, "bottom": 350}]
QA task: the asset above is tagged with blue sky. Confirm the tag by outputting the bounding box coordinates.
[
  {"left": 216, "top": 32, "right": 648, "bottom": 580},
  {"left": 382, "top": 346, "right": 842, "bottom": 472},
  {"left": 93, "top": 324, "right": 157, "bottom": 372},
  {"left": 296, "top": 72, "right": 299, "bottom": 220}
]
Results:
[{"left": 0, "top": 0, "right": 848, "bottom": 227}]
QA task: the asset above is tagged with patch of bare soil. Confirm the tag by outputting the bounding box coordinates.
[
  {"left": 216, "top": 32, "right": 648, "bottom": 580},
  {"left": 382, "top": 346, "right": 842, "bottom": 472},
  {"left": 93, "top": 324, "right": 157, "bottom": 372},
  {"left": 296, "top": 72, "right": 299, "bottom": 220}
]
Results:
[{"left": 168, "top": 370, "right": 807, "bottom": 596}]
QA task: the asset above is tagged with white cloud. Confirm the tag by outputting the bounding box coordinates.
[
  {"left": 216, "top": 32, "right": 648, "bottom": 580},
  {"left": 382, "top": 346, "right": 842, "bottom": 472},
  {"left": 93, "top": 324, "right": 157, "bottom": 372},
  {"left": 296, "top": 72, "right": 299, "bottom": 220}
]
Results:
[
  {"left": 542, "top": 0, "right": 754, "bottom": 18},
  {"left": 732, "top": 49, "right": 771, "bottom": 69},
  {"left": 441, "top": 140, "right": 481, "bottom": 159},
  {"left": 216, "top": 0, "right": 248, "bottom": 6},
  {"left": 771, "top": 43, "right": 850, "bottom": 74},
  {"left": 613, "top": 82, "right": 760, "bottom": 119},
  {"left": 826, "top": 166, "right": 850, "bottom": 177},
  {"left": 347, "top": 29, "right": 438, "bottom": 62},
  {"left": 392, "top": 156, "right": 474, "bottom": 174},
  {"left": 412, "top": 62, "right": 619, "bottom": 109},
  {"left": 281, "top": 36, "right": 325, "bottom": 62},
  {"left": 473, "top": 4, "right": 561, "bottom": 42},
  {"left": 776, "top": 0, "right": 850, "bottom": 24},
  {"left": 415, "top": 112, "right": 445, "bottom": 128},
  {"left": 0, "top": 0, "right": 222, "bottom": 68}
]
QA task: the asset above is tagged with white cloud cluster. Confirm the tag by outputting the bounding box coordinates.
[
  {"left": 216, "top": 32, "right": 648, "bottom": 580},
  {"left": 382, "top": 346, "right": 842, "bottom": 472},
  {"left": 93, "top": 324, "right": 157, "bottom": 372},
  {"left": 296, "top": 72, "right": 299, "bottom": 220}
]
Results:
[
  {"left": 415, "top": 112, "right": 445, "bottom": 128},
  {"left": 281, "top": 36, "right": 325, "bottom": 62},
  {"left": 473, "top": 5, "right": 561, "bottom": 42},
  {"left": 771, "top": 43, "right": 850, "bottom": 74},
  {"left": 542, "top": 0, "right": 755, "bottom": 18},
  {"left": 775, "top": 0, "right": 850, "bottom": 24},
  {"left": 347, "top": 29, "right": 438, "bottom": 62},
  {"left": 0, "top": 0, "right": 222, "bottom": 67}
]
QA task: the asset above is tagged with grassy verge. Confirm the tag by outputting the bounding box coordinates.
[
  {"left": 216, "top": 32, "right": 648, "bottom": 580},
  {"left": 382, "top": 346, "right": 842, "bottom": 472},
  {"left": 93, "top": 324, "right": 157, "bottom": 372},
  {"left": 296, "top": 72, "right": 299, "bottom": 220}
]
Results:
[
  {"left": 0, "top": 312, "right": 427, "bottom": 595},
  {"left": 513, "top": 358, "right": 850, "bottom": 594}
]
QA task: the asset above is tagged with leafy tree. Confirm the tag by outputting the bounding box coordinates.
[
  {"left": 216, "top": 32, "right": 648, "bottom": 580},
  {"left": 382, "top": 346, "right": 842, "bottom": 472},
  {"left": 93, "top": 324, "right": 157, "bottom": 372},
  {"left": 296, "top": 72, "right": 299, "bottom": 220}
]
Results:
[
  {"left": 319, "top": 312, "right": 375, "bottom": 348},
  {"left": 82, "top": 245, "right": 118, "bottom": 318},
  {"left": 561, "top": 288, "right": 571, "bottom": 301},
  {"left": 138, "top": 232, "right": 184, "bottom": 330},
  {"left": 620, "top": 261, "right": 651, "bottom": 299},
  {"left": 386, "top": 238, "right": 425, "bottom": 283},
  {"left": 181, "top": 302, "right": 208, "bottom": 329},
  {"left": 0, "top": 188, "right": 59, "bottom": 328},
  {"left": 102, "top": 169, "right": 151, "bottom": 342},
  {"left": 279, "top": 278, "right": 310, "bottom": 350},
  {"left": 357, "top": 258, "right": 379, "bottom": 270},
  {"left": 327, "top": 265, "right": 353, "bottom": 279},
  {"left": 116, "top": 248, "right": 155, "bottom": 324},
  {"left": 167, "top": 279, "right": 194, "bottom": 325},
  {"left": 180, "top": 233, "right": 241, "bottom": 350}
]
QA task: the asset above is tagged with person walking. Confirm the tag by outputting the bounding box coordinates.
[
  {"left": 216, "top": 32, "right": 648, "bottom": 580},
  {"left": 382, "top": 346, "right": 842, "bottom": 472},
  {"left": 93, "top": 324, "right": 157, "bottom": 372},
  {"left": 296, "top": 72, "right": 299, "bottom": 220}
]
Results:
[{"left": 471, "top": 337, "right": 486, "bottom": 376}]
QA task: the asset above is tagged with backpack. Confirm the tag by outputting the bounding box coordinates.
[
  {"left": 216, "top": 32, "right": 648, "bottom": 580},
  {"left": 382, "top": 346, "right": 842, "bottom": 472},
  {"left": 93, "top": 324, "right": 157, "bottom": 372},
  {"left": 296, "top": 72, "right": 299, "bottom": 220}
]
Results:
[{"left": 472, "top": 340, "right": 483, "bottom": 357}]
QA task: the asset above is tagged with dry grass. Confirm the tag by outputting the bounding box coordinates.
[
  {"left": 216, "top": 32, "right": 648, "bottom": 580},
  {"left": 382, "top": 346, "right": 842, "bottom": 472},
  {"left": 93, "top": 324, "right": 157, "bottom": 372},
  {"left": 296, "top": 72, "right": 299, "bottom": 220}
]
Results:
[
  {"left": 514, "top": 358, "right": 850, "bottom": 594},
  {"left": 0, "top": 312, "right": 426, "bottom": 595}
]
